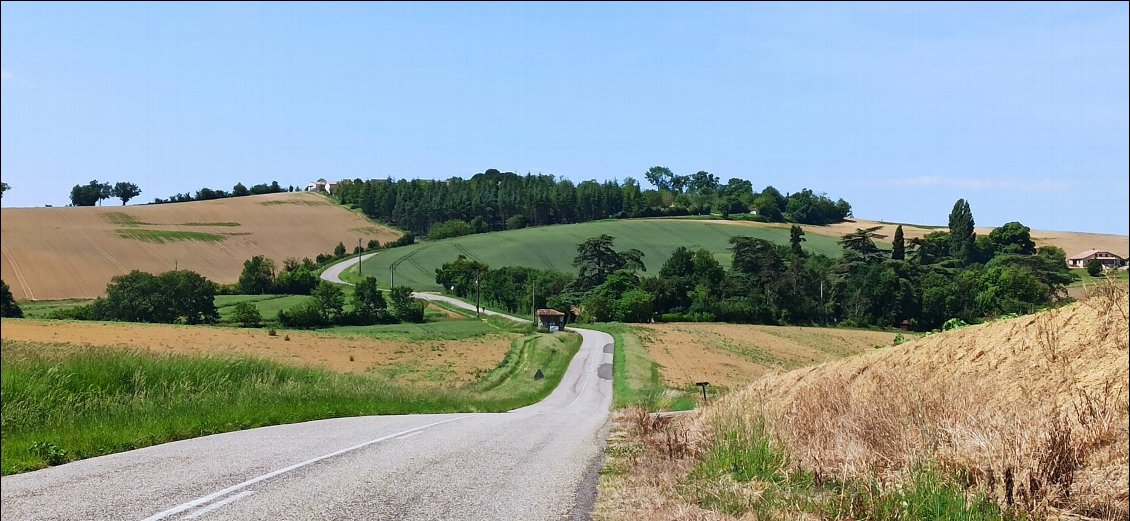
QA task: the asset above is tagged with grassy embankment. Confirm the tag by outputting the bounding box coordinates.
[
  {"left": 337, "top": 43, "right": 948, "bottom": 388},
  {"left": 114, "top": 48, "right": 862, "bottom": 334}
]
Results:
[
  {"left": 1, "top": 309, "right": 579, "bottom": 475},
  {"left": 595, "top": 286, "right": 1129, "bottom": 520},
  {"left": 355, "top": 219, "right": 844, "bottom": 290}
]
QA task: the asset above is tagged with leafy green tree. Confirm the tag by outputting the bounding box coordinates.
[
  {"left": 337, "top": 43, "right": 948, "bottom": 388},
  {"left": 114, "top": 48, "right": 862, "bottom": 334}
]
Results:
[
  {"left": 659, "top": 246, "right": 695, "bottom": 279},
  {"left": 231, "top": 301, "right": 262, "bottom": 327},
  {"left": 988, "top": 221, "right": 1036, "bottom": 256},
  {"left": 111, "top": 182, "right": 141, "bottom": 205},
  {"left": 238, "top": 256, "right": 276, "bottom": 294},
  {"left": 572, "top": 235, "right": 644, "bottom": 292},
  {"left": 435, "top": 255, "right": 489, "bottom": 298},
  {"left": 1, "top": 182, "right": 9, "bottom": 199},
  {"left": 1086, "top": 259, "right": 1103, "bottom": 277},
  {"left": 1, "top": 279, "right": 23, "bottom": 318},
  {"left": 69, "top": 180, "right": 105, "bottom": 206},
  {"left": 644, "top": 166, "right": 676, "bottom": 192},
  {"left": 789, "top": 225, "right": 806, "bottom": 256},
  {"left": 389, "top": 285, "right": 424, "bottom": 322},
  {"left": 948, "top": 199, "right": 976, "bottom": 264},
  {"left": 891, "top": 225, "right": 905, "bottom": 260},
  {"left": 311, "top": 282, "right": 345, "bottom": 322},
  {"left": 232, "top": 182, "right": 250, "bottom": 197},
  {"left": 617, "top": 289, "right": 655, "bottom": 322},
  {"left": 92, "top": 270, "right": 217, "bottom": 324},
  {"left": 333, "top": 242, "right": 347, "bottom": 258},
  {"left": 352, "top": 276, "right": 389, "bottom": 322}
]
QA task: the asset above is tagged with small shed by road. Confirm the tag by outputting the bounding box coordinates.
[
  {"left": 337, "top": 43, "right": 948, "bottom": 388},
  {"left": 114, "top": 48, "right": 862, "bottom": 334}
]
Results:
[{"left": 536, "top": 309, "right": 566, "bottom": 332}]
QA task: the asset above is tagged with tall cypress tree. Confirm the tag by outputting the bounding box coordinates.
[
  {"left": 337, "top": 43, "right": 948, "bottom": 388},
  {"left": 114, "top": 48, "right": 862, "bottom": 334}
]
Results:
[
  {"left": 891, "top": 225, "right": 905, "bottom": 260},
  {"left": 948, "top": 199, "right": 975, "bottom": 264}
]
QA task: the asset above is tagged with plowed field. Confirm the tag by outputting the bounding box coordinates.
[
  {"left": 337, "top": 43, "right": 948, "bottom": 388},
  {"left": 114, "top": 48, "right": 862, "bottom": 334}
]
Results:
[{"left": 1, "top": 192, "right": 400, "bottom": 300}]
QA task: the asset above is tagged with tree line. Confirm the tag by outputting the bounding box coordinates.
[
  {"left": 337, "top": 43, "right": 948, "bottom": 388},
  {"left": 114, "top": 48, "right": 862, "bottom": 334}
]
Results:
[
  {"left": 436, "top": 199, "right": 1076, "bottom": 331},
  {"left": 333, "top": 168, "right": 853, "bottom": 238},
  {"left": 149, "top": 181, "right": 290, "bottom": 204},
  {"left": 69, "top": 180, "right": 142, "bottom": 206}
]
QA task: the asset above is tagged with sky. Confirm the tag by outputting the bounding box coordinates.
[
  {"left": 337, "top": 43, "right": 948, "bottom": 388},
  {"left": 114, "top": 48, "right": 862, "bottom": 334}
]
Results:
[{"left": 2, "top": 2, "right": 1127, "bottom": 235}]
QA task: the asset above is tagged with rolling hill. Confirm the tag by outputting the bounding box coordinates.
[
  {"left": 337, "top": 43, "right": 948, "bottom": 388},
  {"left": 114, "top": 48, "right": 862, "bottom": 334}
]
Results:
[
  {"left": 358, "top": 217, "right": 1128, "bottom": 291},
  {"left": 1, "top": 192, "right": 400, "bottom": 300}
]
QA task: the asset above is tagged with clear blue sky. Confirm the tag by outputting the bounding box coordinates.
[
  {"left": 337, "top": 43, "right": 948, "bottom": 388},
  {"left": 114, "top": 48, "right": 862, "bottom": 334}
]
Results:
[{"left": 2, "top": 2, "right": 1127, "bottom": 235}]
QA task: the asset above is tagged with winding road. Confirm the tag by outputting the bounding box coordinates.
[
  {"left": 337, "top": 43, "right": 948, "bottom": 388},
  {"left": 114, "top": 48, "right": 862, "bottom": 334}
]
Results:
[{"left": 1, "top": 254, "right": 614, "bottom": 520}]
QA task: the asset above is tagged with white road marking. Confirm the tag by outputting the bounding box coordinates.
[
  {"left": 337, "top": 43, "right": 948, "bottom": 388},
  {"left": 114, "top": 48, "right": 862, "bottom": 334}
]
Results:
[
  {"left": 140, "top": 416, "right": 469, "bottom": 521},
  {"left": 396, "top": 431, "right": 424, "bottom": 440},
  {"left": 182, "top": 491, "right": 255, "bottom": 519}
]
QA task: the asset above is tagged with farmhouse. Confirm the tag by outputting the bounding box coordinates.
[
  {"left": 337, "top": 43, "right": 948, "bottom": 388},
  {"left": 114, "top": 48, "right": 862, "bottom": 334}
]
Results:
[
  {"left": 536, "top": 309, "right": 566, "bottom": 332},
  {"left": 305, "top": 179, "right": 338, "bottom": 194},
  {"left": 1067, "top": 250, "right": 1126, "bottom": 269}
]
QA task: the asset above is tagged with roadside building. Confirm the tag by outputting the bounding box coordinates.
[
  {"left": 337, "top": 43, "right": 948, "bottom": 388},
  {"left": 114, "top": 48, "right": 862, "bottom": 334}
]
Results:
[
  {"left": 536, "top": 309, "right": 566, "bottom": 332},
  {"left": 1066, "top": 250, "right": 1126, "bottom": 269}
]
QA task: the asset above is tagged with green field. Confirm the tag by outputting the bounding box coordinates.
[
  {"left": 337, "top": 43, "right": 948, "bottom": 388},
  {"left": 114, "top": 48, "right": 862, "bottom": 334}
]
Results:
[
  {"left": 214, "top": 294, "right": 313, "bottom": 321},
  {"left": 354, "top": 219, "right": 844, "bottom": 290},
  {"left": 116, "top": 228, "right": 227, "bottom": 243}
]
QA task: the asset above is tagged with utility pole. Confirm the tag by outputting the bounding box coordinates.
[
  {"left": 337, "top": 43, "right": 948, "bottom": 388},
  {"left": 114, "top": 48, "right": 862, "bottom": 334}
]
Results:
[
  {"left": 475, "top": 271, "right": 482, "bottom": 319},
  {"left": 357, "top": 238, "right": 363, "bottom": 276},
  {"left": 531, "top": 282, "right": 536, "bottom": 323},
  {"left": 390, "top": 265, "right": 395, "bottom": 289}
]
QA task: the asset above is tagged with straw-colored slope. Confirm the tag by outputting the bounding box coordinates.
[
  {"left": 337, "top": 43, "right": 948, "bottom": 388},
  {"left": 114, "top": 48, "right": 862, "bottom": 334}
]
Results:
[{"left": 1, "top": 192, "right": 400, "bottom": 300}]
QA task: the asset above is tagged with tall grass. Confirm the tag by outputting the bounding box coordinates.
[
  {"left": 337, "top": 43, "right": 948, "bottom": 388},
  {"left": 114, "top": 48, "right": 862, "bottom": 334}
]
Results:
[{"left": 1, "top": 333, "right": 580, "bottom": 475}]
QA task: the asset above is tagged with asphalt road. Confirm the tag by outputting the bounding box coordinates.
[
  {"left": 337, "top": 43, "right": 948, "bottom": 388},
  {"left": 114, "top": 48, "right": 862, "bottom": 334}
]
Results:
[{"left": 1, "top": 255, "right": 614, "bottom": 520}]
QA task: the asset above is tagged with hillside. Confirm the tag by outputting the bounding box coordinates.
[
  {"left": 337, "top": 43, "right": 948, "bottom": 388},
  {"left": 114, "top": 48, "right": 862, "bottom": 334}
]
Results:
[
  {"left": 596, "top": 285, "right": 1129, "bottom": 520},
  {"left": 1, "top": 192, "right": 400, "bottom": 300},
  {"left": 359, "top": 219, "right": 845, "bottom": 290}
]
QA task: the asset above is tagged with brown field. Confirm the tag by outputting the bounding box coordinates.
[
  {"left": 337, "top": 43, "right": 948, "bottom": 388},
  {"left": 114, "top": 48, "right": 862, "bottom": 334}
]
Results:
[
  {"left": 0, "top": 319, "right": 515, "bottom": 386},
  {"left": 685, "top": 217, "right": 1130, "bottom": 259},
  {"left": 0, "top": 192, "right": 401, "bottom": 301},
  {"left": 635, "top": 323, "right": 901, "bottom": 389}
]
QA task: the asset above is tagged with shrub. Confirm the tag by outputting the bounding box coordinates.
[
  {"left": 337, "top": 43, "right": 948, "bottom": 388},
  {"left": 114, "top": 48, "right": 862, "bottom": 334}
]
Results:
[
  {"left": 231, "top": 301, "right": 262, "bottom": 327},
  {"left": 1086, "top": 259, "right": 1103, "bottom": 277},
  {"left": 428, "top": 220, "right": 473, "bottom": 240},
  {"left": 277, "top": 300, "right": 328, "bottom": 329},
  {"left": 1, "top": 280, "right": 23, "bottom": 318},
  {"left": 506, "top": 214, "right": 528, "bottom": 230}
]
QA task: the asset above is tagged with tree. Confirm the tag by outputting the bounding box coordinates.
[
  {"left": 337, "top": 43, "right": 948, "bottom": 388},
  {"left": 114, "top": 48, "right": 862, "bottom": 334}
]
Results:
[
  {"left": 390, "top": 285, "right": 424, "bottom": 322},
  {"left": 988, "top": 221, "right": 1036, "bottom": 256},
  {"left": 1, "top": 182, "right": 9, "bottom": 199},
  {"left": 69, "top": 180, "right": 106, "bottom": 206},
  {"left": 1086, "top": 259, "right": 1103, "bottom": 277},
  {"left": 839, "top": 226, "right": 887, "bottom": 256},
  {"left": 644, "top": 166, "right": 676, "bottom": 192},
  {"left": 891, "top": 225, "right": 905, "bottom": 260},
  {"left": 789, "top": 225, "right": 807, "bottom": 256},
  {"left": 1, "top": 279, "right": 23, "bottom": 318},
  {"left": 352, "top": 276, "right": 389, "bottom": 322},
  {"left": 238, "top": 256, "right": 276, "bottom": 294},
  {"left": 311, "top": 282, "right": 345, "bottom": 322},
  {"left": 231, "top": 301, "right": 262, "bottom": 327},
  {"left": 948, "top": 199, "right": 976, "bottom": 264},
  {"left": 111, "top": 182, "right": 141, "bottom": 205},
  {"left": 232, "top": 182, "right": 250, "bottom": 197},
  {"left": 93, "top": 270, "right": 217, "bottom": 324},
  {"left": 334, "top": 242, "right": 347, "bottom": 258},
  {"left": 573, "top": 235, "right": 644, "bottom": 292},
  {"left": 435, "top": 255, "right": 489, "bottom": 297}
]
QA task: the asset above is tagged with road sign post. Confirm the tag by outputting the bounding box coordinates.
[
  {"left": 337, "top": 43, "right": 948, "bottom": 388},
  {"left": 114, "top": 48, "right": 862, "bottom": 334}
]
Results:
[{"left": 696, "top": 381, "right": 710, "bottom": 405}]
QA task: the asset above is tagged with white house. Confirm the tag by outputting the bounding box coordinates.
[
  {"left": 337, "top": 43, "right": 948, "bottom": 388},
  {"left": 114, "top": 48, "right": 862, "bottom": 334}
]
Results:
[
  {"left": 305, "top": 179, "right": 338, "bottom": 194},
  {"left": 1067, "top": 250, "right": 1126, "bottom": 269}
]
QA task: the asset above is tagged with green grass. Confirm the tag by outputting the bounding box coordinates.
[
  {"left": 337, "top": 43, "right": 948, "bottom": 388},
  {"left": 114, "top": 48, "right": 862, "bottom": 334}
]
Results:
[
  {"left": 581, "top": 323, "right": 699, "bottom": 411},
  {"left": 356, "top": 219, "right": 844, "bottom": 289},
  {"left": 16, "top": 299, "right": 94, "bottom": 319},
  {"left": 1, "top": 332, "right": 580, "bottom": 475},
  {"left": 180, "top": 221, "right": 241, "bottom": 227},
  {"left": 1068, "top": 268, "right": 1128, "bottom": 290},
  {"left": 104, "top": 212, "right": 152, "bottom": 226},
  {"left": 683, "top": 416, "right": 1011, "bottom": 519},
  {"left": 330, "top": 316, "right": 529, "bottom": 341},
  {"left": 215, "top": 295, "right": 312, "bottom": 322},
  {"left": 116, "top": 229, "right": 227, "bottom": 244}
]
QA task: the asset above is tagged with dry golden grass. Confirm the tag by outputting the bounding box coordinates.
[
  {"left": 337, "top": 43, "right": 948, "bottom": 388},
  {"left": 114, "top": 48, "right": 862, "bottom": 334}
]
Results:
[
  {"left": 0, "top": 319, "right": 515, "bottom": 385},
  {"left": 597, "top": 285, "right": 1129, "bottom": 520},
  {"left": 0, "top": 192, "right": 401, "bottom": 300}
]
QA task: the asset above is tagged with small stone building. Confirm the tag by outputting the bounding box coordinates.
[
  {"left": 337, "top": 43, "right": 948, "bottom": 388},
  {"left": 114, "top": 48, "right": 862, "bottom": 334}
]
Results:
[{"left": 536, "top": 309, "right": 566, "bottom": 332}]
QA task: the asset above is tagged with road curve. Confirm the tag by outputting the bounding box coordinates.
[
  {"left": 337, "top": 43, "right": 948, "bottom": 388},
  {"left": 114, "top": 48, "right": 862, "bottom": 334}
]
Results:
[{"left": 2, "top": 257, "right": 614, "bottom": 520}]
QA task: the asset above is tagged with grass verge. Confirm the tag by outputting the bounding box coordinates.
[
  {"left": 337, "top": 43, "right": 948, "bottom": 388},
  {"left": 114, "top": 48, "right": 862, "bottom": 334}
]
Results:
[
  {"left": 0, "top": 332, "right": 580, "bottom": 475},
  {"left": 581, "top": 323, "right": 699, "bottom": 411}
]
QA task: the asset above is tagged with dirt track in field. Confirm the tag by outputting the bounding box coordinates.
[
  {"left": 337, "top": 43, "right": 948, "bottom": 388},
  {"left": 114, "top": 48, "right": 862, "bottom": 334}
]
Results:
[
  {"left": 1, "top": 192, "right": 401, "bottom": 301},
  {"left": 635, "top": 323, "right": 900, "bottom": 389},
  {"left": 0, "top": 320, "right": 514, "bottom": 385}
]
